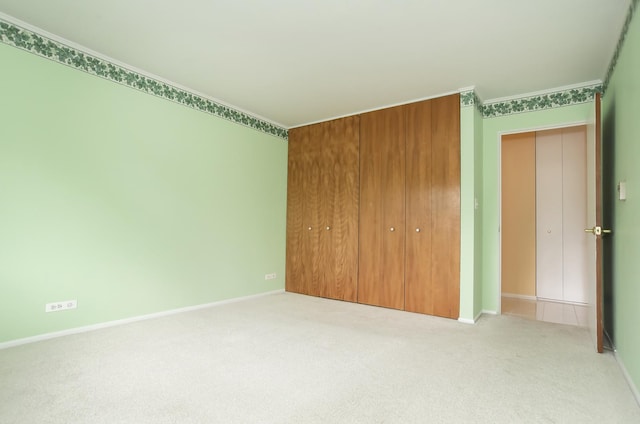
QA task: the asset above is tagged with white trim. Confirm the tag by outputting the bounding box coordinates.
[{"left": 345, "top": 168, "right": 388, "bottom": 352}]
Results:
[
  {"left": 536, "top": 297, "right": 588, "bottom": 306},
  {"left": 0, "top": 12, "right": 287, "bottom": 130},
  {"left": 501, "top": 293, "right": 537, "bottom": 301},
  {"left": 497, "top": 120, "right": 589, "bottom": 315},
  {"left": 483, "top": 80, "right": 603, "bottom": 105},
  {"left": 501, "top": 293, "right": 588, "bottom": 306},
  {"left": 0, "top": 289, "right": 285, "bottom": 350},
  {"left": 498, "top": 128, "right": 503, "bottom": 316},
  {"left": 498, "top": 121, "right": 588, "bottom": 137},
  {"left": 458, "top": 86, "right": 476, "bottom": 93},
  {"left": 288, "top": 89, "right": 461, "bottom": 129},
  {"left": 614, "top": 351, "right": 640, "bottom": 407},
  {"left": 482, "top": 309, "right": 498, "bottom": 315},
  {"left": 458, "top": 310, "right": 484, "bottom": 324}
]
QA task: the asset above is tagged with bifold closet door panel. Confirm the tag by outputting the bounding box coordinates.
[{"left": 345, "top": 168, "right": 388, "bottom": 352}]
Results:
[
  {"left": 430, "top": 94, "right": 460, "bottom": 319},
  {"left": 286, "top": 126, "right": 312, "bottom": 295},
  {"left": 319, "top": 116, "right": 360, "bottom": 302},
  {"left": 285, "top": 127, "right": 304, "bottom": 294},
  {"left": 358, "top": 106, "right": 405, "bottom": 310},
  {"left": 562, "top": 126, "right": 588, "bottom": 303},
  {"left": 404, "top": 100, "right": 434, "bottom": 314},
  {"left": 536, "top": 129, "right": 564, "bottom": 301},
  {"left": 500, "top": 132, "right": 537, "bottom": 297}
]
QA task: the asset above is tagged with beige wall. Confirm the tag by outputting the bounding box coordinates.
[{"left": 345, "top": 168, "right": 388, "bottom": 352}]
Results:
[{"left": 501, "top": 132, "right": 536, "bottom": 296}]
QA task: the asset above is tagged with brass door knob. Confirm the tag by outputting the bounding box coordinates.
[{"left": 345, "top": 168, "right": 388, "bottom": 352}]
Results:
[{"left": 584, "top": 226, "right": 612, "bottom": 236}]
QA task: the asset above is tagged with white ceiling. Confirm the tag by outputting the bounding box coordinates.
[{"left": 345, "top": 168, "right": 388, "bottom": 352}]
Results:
[{"left": 0, "top": 0, "right": 631, "bottom": 128}]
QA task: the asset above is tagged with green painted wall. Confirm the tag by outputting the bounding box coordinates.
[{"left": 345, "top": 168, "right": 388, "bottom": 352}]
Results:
[
  {"left": 602, "top": 3, "right": 640, "bottom": 397},
  {"left": 460, "top": 101, "right": 485, "bottom": 321},
  {"left": 0, "top": 43, "right": 288, "bottom": 343},
  {"left": 473, "top": 105, "right": 484, "bottom": 317},
  {"left": 481, "top": 103, "right": 593, "bottom": 312},
  {"left": 459, "top": 105, "right": 475, "bottom": 321}
]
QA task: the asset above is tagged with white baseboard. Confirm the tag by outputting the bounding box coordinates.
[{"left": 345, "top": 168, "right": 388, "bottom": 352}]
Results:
[
  {"left": 536, "top": 297, "right": 588, "bottom": 306},
  {"left": 614, "top": 351, "right": 640, "bottom": 407},
  {"left": 0, "top": 289, "right": 285, "bottom": 350},
  {"left": 458, "top": 310, "right": 484, "bottom": 325},
  {"left": 501, "top": 293, "right": 537, "bottom": 301},
  {"left": 482, "top": 309, "right": 498, "bottom": 315}
]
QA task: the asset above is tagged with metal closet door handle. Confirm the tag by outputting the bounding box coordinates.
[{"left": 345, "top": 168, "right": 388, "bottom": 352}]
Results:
[
  {"left": 390, "top": 227, "right": 395, "bottom": 232},
  {"left": 326, "top": 226, "right": 331, "bottom": 230},
  {"left": 415, "top": 228, "right": 421, "bottom": 232}
]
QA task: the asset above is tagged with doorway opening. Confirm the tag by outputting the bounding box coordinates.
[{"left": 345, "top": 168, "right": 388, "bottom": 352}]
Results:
[{"left": 500, "top": 125, "right": 590, "bottom": 327}]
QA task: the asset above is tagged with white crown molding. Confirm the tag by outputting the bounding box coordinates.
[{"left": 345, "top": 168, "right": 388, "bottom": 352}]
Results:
[
  {"left": 483, "top": 80, "right": 603, "bottom": 105},
  {"left": 289, "top": 89, "right": 461, "bottom": 129}
]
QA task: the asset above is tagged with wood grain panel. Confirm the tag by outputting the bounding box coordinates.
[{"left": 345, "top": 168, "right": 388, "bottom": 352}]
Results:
[
  {"left": 405, "top": 99, "right": 434, "bottom": 314},
  {"left": 320, "top": 116, "right": 359, "bottom": 301},
  {"left": 501, "top": 132, "right": 536, "bottom": 297},
  {"left": 317, "top": 120, "right": 335, "bottom": 299},
  {"left": 430, "top": 94, "right": 460, "bottom": 319},
  {"left": 358, "top": 106, "right": 405, "bottom": 310},
  {"left": 303, "top": 123, "right": 324, "bottom": 297},
  {"left": 594, "top": 92, "right": 603, "bottom": 353},
  {"left": 285, "top": 126, "right": 307, "bottom": 294}
]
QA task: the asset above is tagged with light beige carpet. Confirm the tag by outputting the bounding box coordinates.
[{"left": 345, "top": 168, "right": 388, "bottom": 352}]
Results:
[{"left": 0, "top": 292, "right": 638, "bottom": 423}]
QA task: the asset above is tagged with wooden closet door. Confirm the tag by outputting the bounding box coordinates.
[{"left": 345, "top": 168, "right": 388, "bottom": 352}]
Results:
[
  {"left": 430, "top": 94, "right": 460, "bottom": 319},
  {"left": 319, "top": 116, "right": 359, "bottom": 301},
  {"left": 285, "top": 126, "right": 307, "bottom": 295},
  {"left": 302, "top": 123, "right": 324, "bottom": 297},
  {"left": 358, "top": 106, "right": 406, "bottom": 309},
  {"left": 405, "top": 100, "right": 434, "bottom": 314},
  {"left": 285, "top": 125, "right": 322, "bottom": 297}
]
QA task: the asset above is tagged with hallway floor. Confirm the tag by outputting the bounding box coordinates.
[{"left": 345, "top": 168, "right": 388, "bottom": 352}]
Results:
[{"left": 501, "top": 296, "right": 589, "bottom": 327}]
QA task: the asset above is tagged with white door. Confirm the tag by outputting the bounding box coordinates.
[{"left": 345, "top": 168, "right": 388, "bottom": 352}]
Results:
[
  {"left": 536, "top": 130, "right": 564, "bottom": 300},
  {"left": 562, "top": 128, "right": 589, "bottom": 303},
  {"left": 536, "top": 127, "right": 588, "bottom": 303}
]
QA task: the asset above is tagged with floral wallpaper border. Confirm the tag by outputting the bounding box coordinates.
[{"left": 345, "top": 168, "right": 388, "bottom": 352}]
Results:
[
  {"left": 460, "top": 91, "right": 475, "bottom": 107},
  {"left": 460, "top": 89, "right": 483, "bottom": 115},
  {"left": 481, "top": 84, "right": 602, "bottom": 119},
  {"left": 0, "top": 19, "right": 288, "bottom": 140},
  {"left": 1, "top": 13, "right": 625, "bottom": 129},
  {"left": 603, "top": 0, "right": 638, "bottom": 94}
]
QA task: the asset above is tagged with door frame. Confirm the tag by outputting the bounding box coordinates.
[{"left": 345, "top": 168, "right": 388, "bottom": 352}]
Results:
[{"left": 497, "top": 120, "right": 589, "bottom": 314}]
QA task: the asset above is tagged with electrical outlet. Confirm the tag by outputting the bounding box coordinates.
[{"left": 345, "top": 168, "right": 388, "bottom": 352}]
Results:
[
  {"left": 45, "top": 300, "right": 77, "bottom": 312},
  {"left": 265, "top": 273, "right": 277, "bottom": 280}
]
